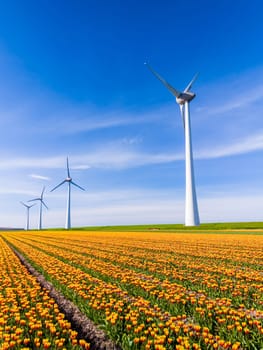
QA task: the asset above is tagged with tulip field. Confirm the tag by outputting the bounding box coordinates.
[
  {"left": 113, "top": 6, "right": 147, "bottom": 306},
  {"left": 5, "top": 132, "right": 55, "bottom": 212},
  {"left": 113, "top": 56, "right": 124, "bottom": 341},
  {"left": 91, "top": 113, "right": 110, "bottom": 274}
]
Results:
[
  {"left": 1, "top": 230, "right": 263, "bottom": 350},
  {"left": 0, "top": 235, "right": 90, "bottom": 350}
]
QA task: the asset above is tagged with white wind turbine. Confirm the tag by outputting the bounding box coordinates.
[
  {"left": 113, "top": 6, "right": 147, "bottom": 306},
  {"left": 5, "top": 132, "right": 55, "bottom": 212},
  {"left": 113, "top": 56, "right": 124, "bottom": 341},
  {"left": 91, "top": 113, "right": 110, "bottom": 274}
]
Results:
[
  {"left": 28, "top": 187, "right": 48, "bottom": 230},
  {"left": 20, "top": 202, "right": 36, "bottom": 230},
  {"left": 51, "top": 157, "right": 85, "bottom": 230},
  {"left": 145, "top": 63, "right": 200, "bottom": 226}
]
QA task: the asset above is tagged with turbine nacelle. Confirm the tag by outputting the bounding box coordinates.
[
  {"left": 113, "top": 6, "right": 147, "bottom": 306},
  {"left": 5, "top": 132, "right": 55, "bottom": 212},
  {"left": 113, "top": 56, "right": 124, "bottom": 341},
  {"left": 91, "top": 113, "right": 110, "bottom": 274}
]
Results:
[
  {"left": 28, "top": 187, "right": 48, "bottom": 209},
  {"left": 28, "top": 187, "right": 48, "bottom": 230},
  {"left": 50, "top": 157, "right": 85, "bottom": 229},
  {"left": 145, "top": 62, "right": 197, "bottom": 106},
  {"left": 145, "top": 62, "right": 198, "bottom": 128},
  {"left": 176, "top": 92, "right": 196, "bottom": 105}
]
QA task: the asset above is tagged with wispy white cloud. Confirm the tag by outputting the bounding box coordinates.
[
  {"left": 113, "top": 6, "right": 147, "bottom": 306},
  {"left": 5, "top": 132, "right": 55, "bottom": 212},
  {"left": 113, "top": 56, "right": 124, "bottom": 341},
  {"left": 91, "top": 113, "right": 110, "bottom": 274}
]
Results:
[
  {"left": 196, "top": 130, "right": 263, "bottom": 159},
  {"left": 0, "top": 150, "right": 183, "bottom": 170},
  {"left": 200, "top": 85, "right": 263, "bottom": 116},
  {"left": 199, "top": 195, "right": 263, "bottom": 223},
  {"left": 29, "top": 174, "right": 51, "bottom": 181},
  {"left": 33, "top": 103, "right": 176, "bottom": 136},
  {"left": 0, "top": 156, "right": 63, "bottom": 170},
  {"left": 1, "top": 57, "right": 263, "bottom": 162},
  {"left": 0, "top": 188, "right": 37, "bottom": 196},
  {"left": 120, "top": 137, "right": 143, "bottom": 145},
  {"left": 42, "top": 187, "right": 263, "bottom": 228},
  {"left": 43, "top": 188, "right": 184, "bottom": 227},
  {"left": 1, "top": 128, "right": 263, "bottom": 172},
  {"left": 71, "top": 164, "right": 91, "bottom": 170},
  {"left": 8, "top": 187, "right": 263, "bottom": 228},
  {"left": 193, "top": 67, "right": 263, "bottom": 135}
]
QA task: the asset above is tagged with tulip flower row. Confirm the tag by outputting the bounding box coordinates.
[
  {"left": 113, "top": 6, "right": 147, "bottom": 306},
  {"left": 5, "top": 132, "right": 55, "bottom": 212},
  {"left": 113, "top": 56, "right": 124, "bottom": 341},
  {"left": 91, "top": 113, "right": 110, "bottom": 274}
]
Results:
[
  {"left": 2, "top": 231, "right": 263, "bottom": 350},
  {"left": 0, "top": 236, "right": 90, "bottom": 350}
]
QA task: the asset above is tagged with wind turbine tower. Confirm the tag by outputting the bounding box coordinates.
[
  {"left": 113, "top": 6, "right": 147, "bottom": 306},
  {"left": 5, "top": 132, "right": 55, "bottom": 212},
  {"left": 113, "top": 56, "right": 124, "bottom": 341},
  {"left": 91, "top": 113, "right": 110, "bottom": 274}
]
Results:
[
  {"left": 20, "top": 202, "right": 35, "bottom": 230},
  {"left": 145, "top": 63, "right": 200, "bottom": 226},
  {"left": 51, "top": 157, "right": 85, "bottom": 229},
  {"left": 28, "top": 187, "right": 48, "bottom": 230}
]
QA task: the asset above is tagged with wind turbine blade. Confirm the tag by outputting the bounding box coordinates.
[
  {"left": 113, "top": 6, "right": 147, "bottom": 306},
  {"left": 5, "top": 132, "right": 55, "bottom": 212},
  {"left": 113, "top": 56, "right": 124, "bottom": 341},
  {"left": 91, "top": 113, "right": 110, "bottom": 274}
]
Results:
[
  {"left": 41, "top": 200, "right": 49, "bottom": 210},
  {"left": 50, "top": 180, "right": 67, "bottom": 192},
  {"left": 144, "top": 62, "right": 181, "bottom": 98},
  {"left": 184, "top": 73, "right": 199, "bottom": 92},
  {"left": 71, "top": 181, "right": 85, "bottom": 191},
  {"left": 41, "top": 186, "right": 46, "bottom": 199},
  {"left": 179, "top": 104, "right": 185, "bottom": 129},
  {"left": 67, "top": 157, "right": 71, "bottom": 178},
  {"left": 28, "top": 203, "right": 36, "bottom": 209},
  {"left": 20, "top": 201, "right": 27, "bottom": 207},
  {"left": 28, "top": 198, "right": 39, "bottom": 203}
]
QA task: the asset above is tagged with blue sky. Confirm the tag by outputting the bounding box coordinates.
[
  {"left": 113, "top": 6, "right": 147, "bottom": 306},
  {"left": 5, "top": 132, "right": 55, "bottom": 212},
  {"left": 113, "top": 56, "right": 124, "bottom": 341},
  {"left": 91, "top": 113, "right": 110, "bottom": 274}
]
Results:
[{"left": 1, "top": 0, "right": 263, "bottom": 228}]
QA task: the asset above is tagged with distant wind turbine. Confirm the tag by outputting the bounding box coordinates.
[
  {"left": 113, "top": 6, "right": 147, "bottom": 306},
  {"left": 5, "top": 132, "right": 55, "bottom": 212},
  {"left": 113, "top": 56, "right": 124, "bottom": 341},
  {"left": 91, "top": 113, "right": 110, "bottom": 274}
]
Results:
[
  {"left": 145, "top": 62, "right": 200, "bottom": 226},
  {"left": 20, "top": 202, "right": 35, "bottom": 230},
  {"left": 28, "top": 187, "right": 48, "bottom": 230},
  {"left": 51, "top": 157, "right": 85, "bottom": 229}
]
